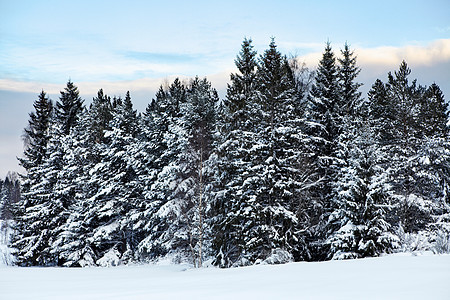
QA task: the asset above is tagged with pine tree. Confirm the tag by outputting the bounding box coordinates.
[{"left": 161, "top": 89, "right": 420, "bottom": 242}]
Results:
[
  {"left": 56, "top": 80, "right": 84, "bottom": 135},
  {"left": 88, "top": 89, "right": 113, "bottom": 144},
  {"left": 18, "top": 91, "right": 53, "bottom": 171},
  {"left": 53, "top": 111, "right": 98, "bottom": 267},
  {"left": 136, "top": 79, "right": 188, "bottom": 261},
  {"left": 324, "top": 43, "right": 396, "bottom": 259},
  {"left": 211, "top": 38, "right": 261, "bottom": 267},
  {"left": 420, "top": 83, "right": 448, "bottom": 138},
  {"left": 305, "top": 41, "right": 342, "bottom": 260},
  {"left": 366, "top": 62, "right": 449, "bottom": 237},
  {"left": 0, "top": 173, "right": 20, "bottom": 220},
  {"left": 13, "top": 91, "right": 53, "bottom": 266},
  {"left": 338, "top": 42, "right": 362, "bottom": 116},
  {"left": 83, "top": 93, "right": 142, "bottom": 266}
]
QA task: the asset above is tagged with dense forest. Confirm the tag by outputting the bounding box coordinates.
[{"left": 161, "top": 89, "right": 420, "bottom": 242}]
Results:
[{"left": 7, "top": 38, "right": 450, "bottom": 267}]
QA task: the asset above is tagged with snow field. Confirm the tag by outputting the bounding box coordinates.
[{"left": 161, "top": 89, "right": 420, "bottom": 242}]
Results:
[{"left": 1, "top": 254, "right": 449, "bottom": 300}]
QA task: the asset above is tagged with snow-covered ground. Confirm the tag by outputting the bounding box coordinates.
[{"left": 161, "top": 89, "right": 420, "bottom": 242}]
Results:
[{"left": 1, "top": 254, "right": 449, "bottom": 300}]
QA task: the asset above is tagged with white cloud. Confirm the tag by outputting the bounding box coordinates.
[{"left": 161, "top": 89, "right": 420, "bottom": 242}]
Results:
[
  {"left": 357, "top": 39, "right": 450, "bottom": 67},
  {"left": 2, "top": 39, "right": 449, "bottom": 99},
  {"left": 295, "top": 39, "right": 450, "bottom": 70}
]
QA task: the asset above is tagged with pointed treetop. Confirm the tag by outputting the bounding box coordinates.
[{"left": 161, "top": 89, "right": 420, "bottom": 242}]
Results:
[
  {"left": 310, "top": 40, "right": 340, "bottom": 106},
  {"left": 338, "top": 42, "right": 362, "bottom": 114}
]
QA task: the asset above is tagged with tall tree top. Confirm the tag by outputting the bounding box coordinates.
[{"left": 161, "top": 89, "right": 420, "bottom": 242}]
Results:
[
  {"left": 338, "top": 42, "right": 362, "bottom": 115},
  {"left": 309, "top": 41, "right": 341, "bottom": 118},
  {"left": 258, "top": 38, "right": 295, "bottom": 99},
  {"left": 226, "top": 38, "right": 258, "bottom": 115},
  {"left": 421, "top": 83, "right": 449, "bottom": 137},
  {"left": 234, "top": 38, "right": 258, "bottom": 81},
  {"left": 56, "top": 80, "right": 84, "bottom": 136},
  {"left": 20, "top": 90, "right": 53, "bottom": 170},
  {"left": 88, "top": 89, "right": 113, "bottom": 143}
]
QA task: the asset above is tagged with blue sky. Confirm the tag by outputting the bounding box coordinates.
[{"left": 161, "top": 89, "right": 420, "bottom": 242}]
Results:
[{"left": 1, "top": 0, "right": 449, "bottom": 177}]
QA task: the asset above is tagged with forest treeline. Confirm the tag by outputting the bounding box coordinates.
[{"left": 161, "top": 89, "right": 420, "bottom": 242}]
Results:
[{"left": 8, "top": 38, "right": 450, "bottom": 267}]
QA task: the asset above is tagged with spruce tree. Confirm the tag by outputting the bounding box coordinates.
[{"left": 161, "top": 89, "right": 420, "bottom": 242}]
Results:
[
  {"left": 13, "top": 91, "right": 53, "bottom": 266},
  {"left": 88, "top": 89, "right": 113, "bottom": 144},
  {"left": 327, "top": 123, "right": 398, "bottom": 259},
  {"left": 136, "top": 79, "right": 188, "bottom": 261},
  {"left": 139, "top": 77, "right": 217, "bottom": 267},
  {"left": 338, "top": 42, "right": 362, "bottom": 116},
  {"left": 213, "top": 39, "right": 305, "bottom": 265},
  {"left": 251, "top": 38, "right": 305, "bottom": 263},
  {"left": 211, "top": 38, "right": 260, "bottom": 267},
  {"left": 366, "top": 62, "right": 449, "bottom": 237},
  {"left": 420, "top": 83, "right": 448, "bottom": 138},
  {"left": 0, "top": 173, "right": 20, "bottom": 220},
  {"left": 51, "top": 90, "right": 114, "bottom": 266},
  {"left": 305, "top": 41, "right": 341, "bottom": 260},
  {"left": 18, "top": 91, "right": 53, "bottom": 171},
  {"left": 54, "top": 111, "right": 98, "bottom": 267},
  {"left": 325, "top": 42, "right": 395, "bottom": 259},
  {"left": 82, "top": 92, "right": 141, "bottom": 266},
  {"left": 56, "top": 80, "right": 84, "bottom": 135}
]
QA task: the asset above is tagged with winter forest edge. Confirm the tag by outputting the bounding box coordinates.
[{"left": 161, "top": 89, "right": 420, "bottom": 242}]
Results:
[{"left": 1, "top": 38, "right": 449, "bottom": 267}]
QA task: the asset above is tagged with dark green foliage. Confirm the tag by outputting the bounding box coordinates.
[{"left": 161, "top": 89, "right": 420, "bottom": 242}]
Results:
[
  {"left": 420, "top": 83, "right": 449, "bottom": 137},
  {"left": 366, "top": 61, "right": 450, "bottom": 236},
  {"left": 10, "top": 39, "right": 450, "bottom": 267},
  {"left": 309, "top": 41, "right": 341, "bottom": 140},
  {"left": 56, "top": 80, "right": 84, "bottom": 136},
  {"left": 211, "top": 38, "right": 260, "bottom": 267},
  {"left": 0, "top": 174, "right": 21, "bottom": 220},
  {"left": 88, "top": 89, "right": 113, "bottom": 144},
  {"left": 338, "top": 42, "right": 362, "bottom": 116},
  {"left": 19, "top": 91, "right": 53, "bottom": 171}
]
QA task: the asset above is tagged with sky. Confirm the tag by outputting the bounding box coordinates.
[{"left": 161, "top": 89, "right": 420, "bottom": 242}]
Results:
[{"left": 1, "top": 0, "right": 449, "bottom": 178}]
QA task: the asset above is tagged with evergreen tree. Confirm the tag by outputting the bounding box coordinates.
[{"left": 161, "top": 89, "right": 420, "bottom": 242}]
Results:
[
  {"left": 250, "top": 38, "right": 305, "bottom": 263},
  {"left": 46, "top": 89, "right": 113, "bottom": 266},
  {"left": 366, "top": 62, "right": 449, "bottom": 236},
  {"left": 18, "top": 91, "right": 53, "bottom": 171},
  {"left": 305, "top": 41, "right": 342, "bottom": 259},
  {"left": 14, "top": 92, "right": 85, "bottom": 266},
  {"left": 420, "top": 83, "right": 449, "bottom": 137},
  {"left": 309, "top": 41, "right": 341, "bottom": 132},
  {"left": 139, "top": 77, "right": 217, "bottom": 267},
  {"left": 338, "top": 42, "right": 362, "bottom": 116},
  {"left": 53, "top": 111, "right": 98, "bottom": 267},
  {"left": 56, "top": 80, "right": 84, "bottom": 135},
  {"left": 88, "top": 89, "right": 113, "bottom": 144},
  {"left": 13, "top": 131, "right": 66, "bottom": 265},
  {"left": 324, "top": 43, "right": 397, "bottom": 259},
  {"left": 0, "top": 173, "right": 20, "bottom": 220},
  {"left": 83, "top": 93, "right": 141, "bottom": 266},
  {"left": 211, "top": 38, "right": 261, "bottom": 267},
  {"left": 327, "top": 124, "right": 399, "bottom": 259},
  {"left": 136, "top": 79, "right": 188, "bottom": 261},
  {"left": 13, "top": 91, "right": 53, "bottom": 266}
]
